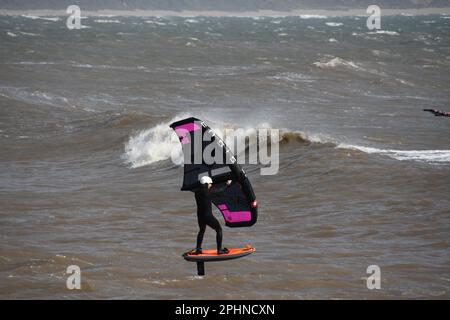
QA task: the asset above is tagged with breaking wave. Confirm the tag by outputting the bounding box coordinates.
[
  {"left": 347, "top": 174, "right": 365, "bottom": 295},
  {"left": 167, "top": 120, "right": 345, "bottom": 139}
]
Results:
[
  {"left": 123, "top": 115, "right": 258, "bottom": 168},
  {"left": 123, "top": 114, "right": 450, "bottom": 168},
  {"left": 123, "top": 115, "right": 311, "bottom": 168}
]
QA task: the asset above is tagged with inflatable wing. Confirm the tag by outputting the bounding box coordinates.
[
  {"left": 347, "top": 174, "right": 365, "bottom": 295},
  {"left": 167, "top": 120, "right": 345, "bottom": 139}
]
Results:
[{"left": 170, "top": 117, "right": 257, "bottom": 228}]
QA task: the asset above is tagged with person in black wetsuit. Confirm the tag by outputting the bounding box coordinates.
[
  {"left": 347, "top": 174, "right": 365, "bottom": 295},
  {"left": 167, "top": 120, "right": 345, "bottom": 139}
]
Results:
[
  {"left": 423, "top": 109, "right": 450, "bottom": 117},
  {"left": 193, "top": 176, "right": 230, "bottom": 255}
]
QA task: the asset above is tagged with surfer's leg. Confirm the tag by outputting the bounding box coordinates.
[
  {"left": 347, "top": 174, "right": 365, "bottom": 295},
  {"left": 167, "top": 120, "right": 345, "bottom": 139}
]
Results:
[
  {"left": 216, "top": 227, "right": 223, "bottom": 252},
  {"left": 205, "top": 215, "right": 223, "bottom": 252},
  {"left": 196, "top": 222, "right": 206, "bottom": 253}
]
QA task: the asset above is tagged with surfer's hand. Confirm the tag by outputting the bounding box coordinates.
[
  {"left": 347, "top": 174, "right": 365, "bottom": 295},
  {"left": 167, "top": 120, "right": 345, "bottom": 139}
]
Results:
[{"left": 226, "top": 180, "right": 232, "bottom": 186}]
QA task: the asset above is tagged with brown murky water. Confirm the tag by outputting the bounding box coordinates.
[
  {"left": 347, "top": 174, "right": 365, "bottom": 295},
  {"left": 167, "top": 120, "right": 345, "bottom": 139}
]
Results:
[{"left": 1, "top": 14, "right": 449, "bottom": 299}]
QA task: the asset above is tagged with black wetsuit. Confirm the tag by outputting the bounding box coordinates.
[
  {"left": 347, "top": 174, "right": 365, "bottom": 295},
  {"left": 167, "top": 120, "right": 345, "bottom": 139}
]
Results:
[
  {"left": 424, "top": 109, "right": 450, "bottom": 117},
  {"left": 194, "top": 184, "right": 222, "bottom": 251}
]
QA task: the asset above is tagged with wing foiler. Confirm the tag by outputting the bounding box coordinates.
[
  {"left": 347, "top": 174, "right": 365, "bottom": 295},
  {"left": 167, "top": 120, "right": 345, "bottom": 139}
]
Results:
[{"left": 170, "top": 117, "right": 258, "bottom": 228}]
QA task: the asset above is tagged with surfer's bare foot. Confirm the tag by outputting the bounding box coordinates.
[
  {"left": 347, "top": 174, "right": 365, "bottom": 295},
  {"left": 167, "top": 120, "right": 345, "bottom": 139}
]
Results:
[{"left": 193, "top": 248, "right": 202, "bottom": 255}]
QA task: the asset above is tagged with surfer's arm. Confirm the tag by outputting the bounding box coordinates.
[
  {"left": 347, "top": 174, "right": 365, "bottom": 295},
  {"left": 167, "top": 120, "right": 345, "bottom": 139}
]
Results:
[{"left": 192, "top": 184, "right": 208, "bottom": 194}]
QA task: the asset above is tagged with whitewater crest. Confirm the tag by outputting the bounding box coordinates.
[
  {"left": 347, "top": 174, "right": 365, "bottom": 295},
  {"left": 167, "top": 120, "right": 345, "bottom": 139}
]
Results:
[
  {"left": 123, "top": 120, "right": 182, "bottom": 168},
  {"left": 21, "top": 15, "right": 60, "bottom": 22},
  {"left": 338, "top": 144, "right": 450, "bottom": 164}
]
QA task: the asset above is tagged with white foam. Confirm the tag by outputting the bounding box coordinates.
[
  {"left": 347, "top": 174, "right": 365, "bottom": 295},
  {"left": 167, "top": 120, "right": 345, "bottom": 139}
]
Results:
[
  {"left": 371, "top": 50, "right": 390, "bottom": 57},
  {"left": 313, "top": 57, "right": 362, "bottom": 71},
  {"left": 22, "top": 15, "right": 60, "bottom": 22},
  {"left": 42, "top": 17, "right": 60, "bottom": 22},
  {"left": 78, "top": 63, "right": 95, "bottom": 68},
  {"left": 123, "top": 118, "right": 183, "bottom": 168},
  {"left": 22, "top": 14, "right": 40, "bottom": 20},
  {"left": 395, "top": 78, "right": 414, "bottom": 86},
  {"left": 19, "top": 31, "right": 40, "bottom": 36},
  {"left": 6, "top": 32, "right": 17, "bottom": 37},
  {"left": 325, "top": 22, "right": 343, "bottom": 27},
  {"left": 145, "top": 20, "right": 167, "bottom": 25},
  {"left": 70, "top": 63, "right": 146, "bottom": 71},
  {"left": 338, "top": 144, "right": 450, "bottom": 164},
  {"left": 270, "top": 72, "right": 316, "bottom": 83},
  {"left": 94, "top": 19, "right": 122, "bottom": 23},
  {"left": 367, "top": 30, "right": 399, "bottom": 36},
  {"left": 299, "top": 15, "right": 327, "bottom": 19},
  {"left": 13, "top": 61, "right": 57, "bottom": 65}
]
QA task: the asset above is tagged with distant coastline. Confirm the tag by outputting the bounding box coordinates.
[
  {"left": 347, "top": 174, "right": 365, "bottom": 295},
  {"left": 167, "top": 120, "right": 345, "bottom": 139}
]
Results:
[{"left": 1, "top": 7, "right": 450, "bottom": 17}]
